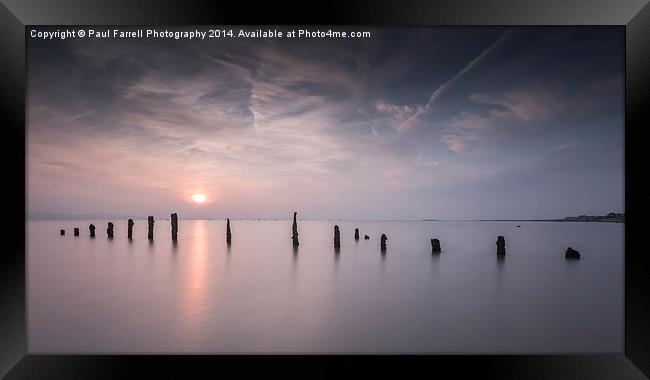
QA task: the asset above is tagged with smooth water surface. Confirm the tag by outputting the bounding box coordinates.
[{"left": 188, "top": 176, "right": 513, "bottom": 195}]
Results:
[{"left": 28, "top": 220, "right": 623, "bottom": 353}]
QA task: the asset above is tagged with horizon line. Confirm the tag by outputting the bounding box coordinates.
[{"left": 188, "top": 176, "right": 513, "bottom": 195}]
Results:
[{"left": 27, "top": 215, "right": 624, "bottom": 222}]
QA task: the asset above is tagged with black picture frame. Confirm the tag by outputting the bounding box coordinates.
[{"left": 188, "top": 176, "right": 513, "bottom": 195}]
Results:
[{"left": 1, "top": 0, "right": 648, "bottom": 378}]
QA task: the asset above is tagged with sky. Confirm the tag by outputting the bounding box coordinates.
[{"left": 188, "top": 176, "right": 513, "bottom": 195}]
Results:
[{"left": 27, "top": 27, "right": 624, "bottom": 220}]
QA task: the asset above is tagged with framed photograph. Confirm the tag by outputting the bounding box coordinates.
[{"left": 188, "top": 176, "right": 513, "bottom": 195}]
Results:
[{"left": 2, "top": 0, "right": 649, "bottom": 378}]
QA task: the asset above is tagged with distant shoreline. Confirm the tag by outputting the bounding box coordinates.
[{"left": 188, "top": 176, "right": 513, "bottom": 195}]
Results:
[
  {"left": 427, "top": 213, "right": 625, "bottom": 223},
  {"left": 455, "top": 219, "right": 624, "bottom": 223}
]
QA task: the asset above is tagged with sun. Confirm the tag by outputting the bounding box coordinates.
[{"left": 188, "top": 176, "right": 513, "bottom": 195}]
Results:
[{"left": 192, "top": 194, "right": 207, "bottom": 204}]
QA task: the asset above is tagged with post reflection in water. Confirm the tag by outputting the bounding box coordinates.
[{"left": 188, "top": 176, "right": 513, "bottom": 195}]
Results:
[
  {"left": 494, "top": 255, "right": 506, "bottom": 293},
  {"left": 333, "top": 247, "right": 340, "bottom": 276},
  {"left": 291, "top": 245, "right": 299, "bottom": 283},
  {"left": 180, "top": 220, "right": 210, "bottom": 348}
]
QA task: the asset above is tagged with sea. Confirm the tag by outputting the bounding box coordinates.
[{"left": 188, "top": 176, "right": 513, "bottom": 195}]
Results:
[{"left": 27, "top": 219, "right": 623, "bottom": 353}]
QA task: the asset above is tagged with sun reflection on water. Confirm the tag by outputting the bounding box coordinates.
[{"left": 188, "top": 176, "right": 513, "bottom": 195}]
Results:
[{"left": 180, "top": 220, "right": 210, "bottom": 347}]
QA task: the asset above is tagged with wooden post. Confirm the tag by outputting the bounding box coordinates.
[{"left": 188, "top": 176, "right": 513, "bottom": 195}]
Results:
[
  {"left": 171, "top": 213, "right": 178, "bottom": 241},
  {"left": 89, "top": 224, "right": 95, "bottom": 237},
  {"left": 334, "top": 225, "right": 341, "bottom": 248},
  {"left": 147, "top": 216, "right": 154, "bottom": 240},
  {"left": 565, "top": 247, "right": 581, "bottom": 259},
  {"left": 226, "top": 218, "right": 232, "bottom": 245},
  {"left": 431, "top": 238, "right": 441, "bottom": 253},
  {"left": 380, "top": 234, "right": 387, "bottom": 251},
  {"left": 364, "top": 234, "right": 370, "bottom": 240},
  {"left": 292, "top": 212, "right": 299, "bottom": 246},
  {"left": 354, "top": 228, "right": 359, "bottom": 241},
  {"left": 107, "top": 222, "right": 114, "bottom": 238},
  {"left": 60, "top": 229, "right": 65, "bottom": 236},
  {"left": 496, "top": 236, "right": 506, "bottom": 256},
  {"left": 73, "top": 228, "right": 79, "bottom": 237},
  {"left": 127, "top": 219, "right": 134, "bottom": 239}
]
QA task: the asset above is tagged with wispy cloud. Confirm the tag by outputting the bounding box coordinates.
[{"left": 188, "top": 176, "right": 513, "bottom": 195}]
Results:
[
  {"left": 438, "top": 85, "right": 563, "bottom": 153},
  {"left": 375, "top": 101, "right": 422, "bottom": 122},
  {"left": 470, "top": 89, "right": 562, "bottom": 122},
  {"left": 438, "top": 109, "right": 499, "bottom": 154},
  {"left": 397, "top": 30, "right": 513, "bottom": 131},
  {"left": 552, "top": 141, "right": 582, "bottom": 151}
]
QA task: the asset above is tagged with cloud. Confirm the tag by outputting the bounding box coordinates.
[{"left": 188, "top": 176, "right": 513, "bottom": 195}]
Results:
[
  {"left": 415, "top": 155, "right": 439, "bottom": 167},
  {"left": 437, "top": 107, "right": 515, "bottom": 154},
  {"left": 375, "top": 101, "right": 422, "bottom": 123},
  {"left": 551, "top": 141, "right": 582, "bottom": 151},
  {"left": 469, "top": 89, "right": 562, "bottom": 122},
  {"left": 398, "top": 30, "right": 513, "bottom": 131},
  {"left": 438, "top": 86, "right": 564, "bottom": 153}
]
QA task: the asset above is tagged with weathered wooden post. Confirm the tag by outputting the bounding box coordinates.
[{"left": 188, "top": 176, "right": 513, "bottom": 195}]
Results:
[
  {"left": 380, "top": 234, "right": 387, "bottom": 251},
  {"left": 73, "top": 228, "right": 80, "bottom": 236},
  {"left": 334, "top": 225, "right": 341, "bottom": 248},
  {"left": 292, "top": 212, "right": 299, "bottom": 246},
  {"left": 496, "top": 236, "right": 506, "bottom": 256},
  {"left": 431, "top": 238, "right": 441, "bottom": 253},
  {"left": 107, "top": 222, "right": 114, "bottom": 238},
  {"left": 226, "top": 218, "right": 232, "bottom": 245},
  {"left": 147, "top": 216, "right": 154, "bottom": 240},
  {"left": 89, "top": 224, "right": 95, "bottom": 237},
  {"left": 565, "top": 247, "right": 581, "bottom": 259},
  {"left": 60, "top": 229, "right": 65, "bottom": 236},
  {"left": 127, "top": 219, "right": 134, "bottom": 239},
  {"left": 364, "top": 234, "right": 370, "bottom": 240},
  {"left": 354, "top": 228, "right": 359, "bottom": 241},
  {"left": 171, "top": 213, "right": 178, "bottom": 241}
]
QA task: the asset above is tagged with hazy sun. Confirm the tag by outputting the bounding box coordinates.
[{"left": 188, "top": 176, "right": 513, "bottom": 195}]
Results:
[{"left": 192, "top": 194, "right": 207, "bottom": 204}]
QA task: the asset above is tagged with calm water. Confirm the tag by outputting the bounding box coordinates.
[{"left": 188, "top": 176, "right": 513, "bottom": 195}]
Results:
[{"left": 28, "top": 219, "right": 623, "bottom": 353}]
